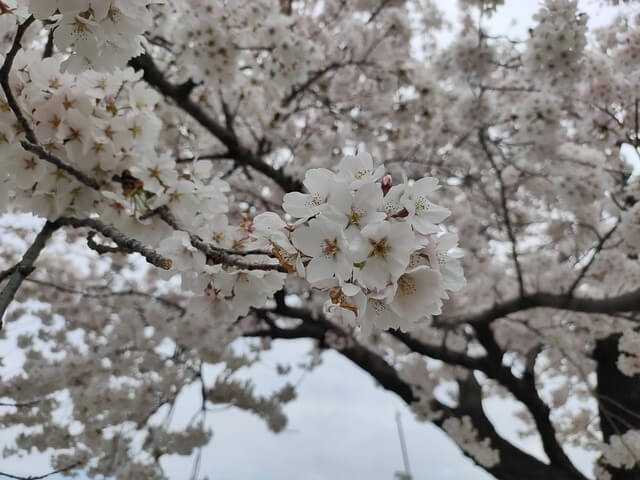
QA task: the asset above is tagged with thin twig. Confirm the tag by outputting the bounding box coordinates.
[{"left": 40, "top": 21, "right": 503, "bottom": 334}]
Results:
[
  {"left": 0, "top": 461, "right": 81, "bottom": 480},
  {"left": 478, "top": 128, "right": 525, "bottom": 297},
  {"left": 56, "top": 217, "right": 172, "bottom": 270}
]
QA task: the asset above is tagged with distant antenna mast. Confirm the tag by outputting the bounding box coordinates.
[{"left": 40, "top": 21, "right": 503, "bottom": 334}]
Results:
[{"left": 395, "top": 412, "right": 412, "bottom": 480}]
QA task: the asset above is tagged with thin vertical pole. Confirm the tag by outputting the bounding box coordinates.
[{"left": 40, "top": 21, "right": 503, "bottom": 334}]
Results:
[{"left": 395, "top": 412, "right": 412, "bottom": 479}]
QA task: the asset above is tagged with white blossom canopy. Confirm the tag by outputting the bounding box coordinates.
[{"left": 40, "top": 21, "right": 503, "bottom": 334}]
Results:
[{"left": 0, "top": 0, "right": 640, "bottom": 479}]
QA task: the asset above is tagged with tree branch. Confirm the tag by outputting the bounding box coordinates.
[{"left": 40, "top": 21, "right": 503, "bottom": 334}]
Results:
[
  {"left": 56, "top": 217, "right": 172, "bottom": 270},
  {"left": 247, "top": 304, "right": 587, "bottom": 480},
  {"left": 0, "top": 16, "right": 37, "bottom": 144},
  {"left": 478, "top": 128, "right": 525, "bottom": 297},
  {"left": 566, "top": 223, "right": 618, "bottom": 296},
  {"left": 392, "top": 327, "right": 587, "bottom": 480},
  {"left": 0, "top": 216, "right": 173, "bottom": 326},
  {"left": 439, "top": 289, "right": 640, "bottom": 327},
  {"left": 150, "top": 206, "right": 286, "bottom": 272},
  {"left": 0, "top": 221, "right": 59, "bottom": 326},
  {"left": 129, "top": 53, "right": 303, "bottom": 193},
  {"left": 0, "top": 461, "right": 81, "bottom": 480},
  {"left": 20, "top": 141, "right": 101, "bottom": 191},
  {"left": 0, "top": 17, "right": 102, "bottom": 191}
]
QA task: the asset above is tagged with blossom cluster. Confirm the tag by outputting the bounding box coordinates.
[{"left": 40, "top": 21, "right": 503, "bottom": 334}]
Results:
[
  {"left": 442, "top": 416, "right": 501, "bottom": 468},
  {"left": 251, "top": 152, "right": 465, "bottom": 335},
  {"left": 598, "top": 429, "right": 640, "bottom": 477},
  {"left": 21, "top": 0, "right": 154, "bottom": 71},
  {"left": 617, "top": 329, "right": 640, "bottom": 376},
  {"left": 163, "top": 0, "right": 324, "bottom": 90},
  {"left": 0, "top": 51, "right": 164, "bottom": 219},
  {"left": 524, "top": 0, "right": 588, "bottom": 84},
  {"left": 155, "top": 152, "right": 464, "bottom": 336}
]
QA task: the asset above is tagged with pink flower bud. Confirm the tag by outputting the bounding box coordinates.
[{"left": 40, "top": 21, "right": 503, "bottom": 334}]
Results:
[{"left": 381, "top": 174, "right": 392, "bottom": 196}]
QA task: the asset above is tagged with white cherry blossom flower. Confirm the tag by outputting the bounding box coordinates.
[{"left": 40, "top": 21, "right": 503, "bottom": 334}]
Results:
[
  {"left": 291, "top": 216, "right": 353, "bottom": 283},
  {"left": 388, "top": 266, "right": 444, "bottom": 321},
  {"left": 358, "top": 220, "right": 414, "bottom": 285},
  {"left": 130, "top": 153, "right": 178, "bottom": 195},
  {"left": 158, "top": 231, "right": 205, "bottom": 273},
  {"left": 401, "top": 177, "right": 450, "bottom": 234},
  {"left": 282, "top": 168, "right": 338, "bottom": 219},
  {"left": 337, "top": 151, "right": 385, "bottom": 188},
  {"left": 424, "top": 233, "right": 466, "bottom": 293},
  {"left": 325, "top": 181, "right": 386, "bottom": 231}
]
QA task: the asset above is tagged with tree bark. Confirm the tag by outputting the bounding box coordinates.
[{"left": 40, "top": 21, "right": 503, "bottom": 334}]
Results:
[{"left": 594, "top": 334, "right": 640, "bottom": 480}]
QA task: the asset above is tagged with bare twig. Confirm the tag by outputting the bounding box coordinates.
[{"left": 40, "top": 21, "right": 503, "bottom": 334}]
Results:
[
  {"left": 56, "top": 217, "right": 172, "bottom": 270},
  {"left": 478, "top": 128, "right": 525, "bottom": 297},
  {"left": 25, "top": 278, "right": 186, "bottom": 314},
  {"left": 567, "top": 223, "right": 618, "bottom": 296},
  {"left": 0, "top": 461, "right": 81, "bottom": 480}
]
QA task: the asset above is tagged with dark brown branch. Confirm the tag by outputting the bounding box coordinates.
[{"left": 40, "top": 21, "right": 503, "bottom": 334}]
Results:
[
  {"left": 0, "top": 264, "right": 18, "bottom": 284},
  {"left": 20, "top": 142, "right": 101, "bottom": 190},
  {"left": 0, "top": 399, "right": 40, "bottom": 408},
  {"left": 1, "top": 216, "right": 174, "bottom": 325},
  {"left": 473, "top": 323, "right": 587, "bottom": 480},
  {"left": 56, "top": 217, "right": 172, "bottom": 270},
  {"left": 478, "top": 128, "right": 525, "bottom": 297},
  {"left": 0, "top": 221, "right": 59, "bottom": 327},
  {"left": 392, "top": 328, "right": 587, "bottom": 480},
  {"left": 129, "top": 53, "right": 303, "bottom": 193},
  {"left": 42, "top": 26, "right": 54, "bottom": 59},
  {"left": 367, "top": 0, "right": 392, "bottom": 23},
  {"left": 0, "top": 16, "right": 37, "bottom": 144},
  {"left": 0, "top": 461, "right": 81, "bottom": 480},
  {"left": 151, "top": 206, "right": 285, "bottom": 272},
  {"left": 566, "top": 223, "right": 618, "bottom": 296},
  {"left": 247, "top": 303, "right": 587, "bottom": 480},
  {"left": 24, "top": 278, "right": 186, "bottom": 315},
  {"left": 176, "top": 152, "right": 231, "bottom": 163},
  {"left": 440, "top": 289, "right": 640, "bottom": 328}
]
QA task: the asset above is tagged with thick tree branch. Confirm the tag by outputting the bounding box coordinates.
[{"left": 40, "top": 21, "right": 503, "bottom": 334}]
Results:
[
  {"left": 129, "top": 53, "right": 303, "bottom": 193},
  {"left": 440, "top": 289, "right": 640, "bottom": 327},
  {"left": 0, "top": 221, "right": 59, "bottom": 326},
  {"left": 473, "top": 324, "right": 586, "bottom": 480},
  {"left": 392, "top": 328, "right": 587, "bottom": 480},
  {"left": 247, "top": 305, "right": 587, "bottom": 480}
]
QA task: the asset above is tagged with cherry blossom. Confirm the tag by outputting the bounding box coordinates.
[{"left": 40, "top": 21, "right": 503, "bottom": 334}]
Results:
[{"left": 2, "top": 1, "right": 640, "bottom": 479}]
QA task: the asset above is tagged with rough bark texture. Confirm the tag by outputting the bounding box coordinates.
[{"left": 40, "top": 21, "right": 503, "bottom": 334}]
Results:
[{"left": 594, "top": 335, "right": 640, "bottom": 480}]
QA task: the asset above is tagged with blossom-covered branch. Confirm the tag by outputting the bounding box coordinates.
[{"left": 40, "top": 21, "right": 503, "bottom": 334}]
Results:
[{"left": 129, "top": 53, "right": 304, "bottom": 193}]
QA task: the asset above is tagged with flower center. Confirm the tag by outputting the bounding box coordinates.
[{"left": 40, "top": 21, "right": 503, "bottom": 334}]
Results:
[
  {"left": 347, "top": 208, "right": 363, "bottom": 227},
  {"left": 370, "top": 239, "right": 389, "bottom": 258},
  {"left": 398, "top": 275, "right": 417, "bottom": 296},
  {"left": 323, "top": 239, "right": 339, "bottom": 256}
]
